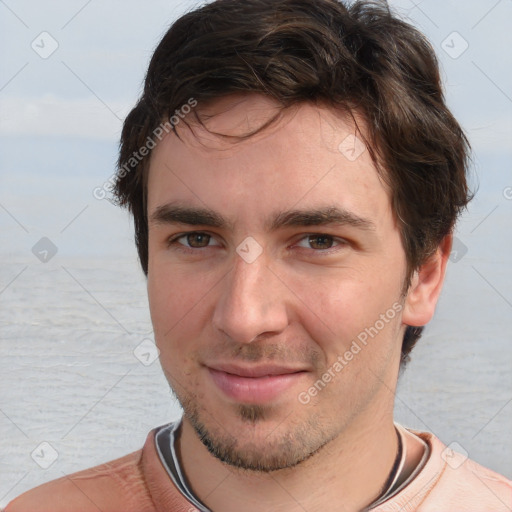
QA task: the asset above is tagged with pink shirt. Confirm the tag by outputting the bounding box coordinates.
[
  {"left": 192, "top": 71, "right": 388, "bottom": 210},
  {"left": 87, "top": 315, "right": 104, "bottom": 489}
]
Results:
[{"left": 5, "top": 427, "right": 512, "bottom": 511}]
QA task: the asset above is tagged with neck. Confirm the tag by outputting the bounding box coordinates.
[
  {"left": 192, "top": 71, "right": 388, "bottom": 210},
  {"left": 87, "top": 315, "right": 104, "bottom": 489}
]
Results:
[{"left": 178, "top": 409, "right": 399, "bottom": 512}]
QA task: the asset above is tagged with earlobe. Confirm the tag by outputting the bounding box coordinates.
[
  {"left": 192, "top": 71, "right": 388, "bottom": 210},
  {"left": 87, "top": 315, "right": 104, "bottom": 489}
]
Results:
[{"left": 402, "top": 235, "right": 453, "bottom": 327}]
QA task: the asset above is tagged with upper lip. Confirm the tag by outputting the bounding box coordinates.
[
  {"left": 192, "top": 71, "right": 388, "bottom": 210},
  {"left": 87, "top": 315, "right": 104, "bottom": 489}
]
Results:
[{"left": 207, "top": 363, "right": 307, "bottom": 378}]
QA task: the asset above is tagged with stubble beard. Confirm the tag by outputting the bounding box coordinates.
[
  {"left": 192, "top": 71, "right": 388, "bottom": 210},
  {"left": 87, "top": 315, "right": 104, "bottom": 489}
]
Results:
[{"left": 176, "top": 390, "right": 337, "bottom": 473}]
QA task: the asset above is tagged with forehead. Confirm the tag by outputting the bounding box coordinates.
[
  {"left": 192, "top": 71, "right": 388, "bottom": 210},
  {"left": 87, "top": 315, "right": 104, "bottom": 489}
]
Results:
[{"left": 147, "top": 95, "right": 392, "bottom": 229}]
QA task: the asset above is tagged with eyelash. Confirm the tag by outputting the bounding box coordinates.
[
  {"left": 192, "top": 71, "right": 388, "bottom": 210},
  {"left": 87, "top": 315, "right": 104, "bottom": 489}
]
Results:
[{"left": 166, "top": 231, "right": 347, "bottom": 255}]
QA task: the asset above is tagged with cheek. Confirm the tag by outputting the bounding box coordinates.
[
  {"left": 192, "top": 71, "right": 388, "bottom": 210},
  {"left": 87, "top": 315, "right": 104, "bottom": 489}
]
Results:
[
  {"left": 147, "top": 262, "right": 208, "bottom": 354},
  {"left": 147, "top": 269, "right": 213, "bottom": 395},
  {"left": 288, "top": 266, "right": 402, "bottom": 360}
]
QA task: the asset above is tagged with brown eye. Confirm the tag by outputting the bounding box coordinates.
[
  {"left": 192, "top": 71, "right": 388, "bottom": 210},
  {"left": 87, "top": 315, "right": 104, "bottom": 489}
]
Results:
[
  {"left": 295, "top": 234, "right": 347, "bottom": 254},
  {"left": 186, "top": 233, "right": 211, "bottom": 248},
  {"left": 307, "top": 235, "right": 334, "bottom": 250},
  {"left": 167, "top": 231, "right": 221, "bottom": 251}
]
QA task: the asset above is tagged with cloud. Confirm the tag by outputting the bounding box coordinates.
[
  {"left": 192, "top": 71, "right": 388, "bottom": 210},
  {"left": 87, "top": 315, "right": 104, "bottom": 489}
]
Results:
[
  {"left": 0, "top": 95, "right": 130, "bottom": 140},
  {"left": 466, "top": 116, "right": 512, "bottom": 153}
]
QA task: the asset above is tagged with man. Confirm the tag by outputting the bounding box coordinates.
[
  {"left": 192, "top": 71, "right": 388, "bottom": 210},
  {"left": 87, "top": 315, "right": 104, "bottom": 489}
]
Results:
[{"left": 6, "top": 0, "right": 511, "bottom": 510}]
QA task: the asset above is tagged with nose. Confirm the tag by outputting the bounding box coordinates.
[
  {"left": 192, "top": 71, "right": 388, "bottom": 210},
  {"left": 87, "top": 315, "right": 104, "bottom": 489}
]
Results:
[{"left": 212, "top": 251, "right": 289, "bottom": 344}]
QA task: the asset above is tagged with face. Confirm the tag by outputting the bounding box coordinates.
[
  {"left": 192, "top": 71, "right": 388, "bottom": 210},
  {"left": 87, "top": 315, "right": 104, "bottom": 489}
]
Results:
[{"left": 146, "top": 94, "right": 410, "bottom": 472}]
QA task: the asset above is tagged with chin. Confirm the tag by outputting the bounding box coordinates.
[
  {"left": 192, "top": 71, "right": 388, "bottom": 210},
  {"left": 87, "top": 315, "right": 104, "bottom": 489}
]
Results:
[{"left": 181, "top": 394, "right": 338, "bottom": 473}]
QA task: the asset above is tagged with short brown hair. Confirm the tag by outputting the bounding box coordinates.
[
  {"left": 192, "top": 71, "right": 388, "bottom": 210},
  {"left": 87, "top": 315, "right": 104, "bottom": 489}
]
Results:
[{"left": 114, "top": 0, "right": 472, "bottom": 364}]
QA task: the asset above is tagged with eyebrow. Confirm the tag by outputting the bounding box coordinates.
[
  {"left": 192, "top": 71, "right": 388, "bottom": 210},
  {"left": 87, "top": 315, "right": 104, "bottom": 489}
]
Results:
[{"left": 149, "top": 204, "right": 375, "bottom": 232}]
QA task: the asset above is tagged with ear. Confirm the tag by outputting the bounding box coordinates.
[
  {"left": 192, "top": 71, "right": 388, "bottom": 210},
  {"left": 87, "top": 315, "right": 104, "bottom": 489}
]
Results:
[{"left": 402, "top": 234, "right": 452, "bottom": 327}]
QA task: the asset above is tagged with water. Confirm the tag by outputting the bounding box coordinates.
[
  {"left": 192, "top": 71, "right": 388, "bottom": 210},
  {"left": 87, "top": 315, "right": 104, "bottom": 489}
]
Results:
[{"left": 1, "top": 205, "right": 511, "bottom": 507}]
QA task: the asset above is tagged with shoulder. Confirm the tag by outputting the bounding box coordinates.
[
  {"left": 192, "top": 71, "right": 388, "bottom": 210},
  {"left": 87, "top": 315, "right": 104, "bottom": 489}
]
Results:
[
  {"left": 4, "top": 449, "right": 154, "bottom": 512},
  {"left": 375, "top": 429, "right": 512, "bottom": 511},
  {"left": 424, "top": 442, "right": 512, "bottom": 511}
]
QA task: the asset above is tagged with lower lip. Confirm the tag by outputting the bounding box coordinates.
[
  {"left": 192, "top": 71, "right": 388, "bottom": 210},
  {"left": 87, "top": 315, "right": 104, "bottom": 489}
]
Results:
[{"left": 208, "top": 368, "right": 306, "bottom": 403}]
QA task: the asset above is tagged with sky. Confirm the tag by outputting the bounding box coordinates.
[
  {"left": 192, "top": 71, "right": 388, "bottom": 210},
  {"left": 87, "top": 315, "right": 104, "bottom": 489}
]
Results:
[{"left": 0, "top": 0, "right": 511, "bottom": 259}]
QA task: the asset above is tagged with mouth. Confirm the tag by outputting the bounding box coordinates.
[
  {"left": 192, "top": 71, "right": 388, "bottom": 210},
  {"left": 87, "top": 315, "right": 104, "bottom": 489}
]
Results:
[{"left": 206, "top": 363, "right": 308, "bottom": 404}]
